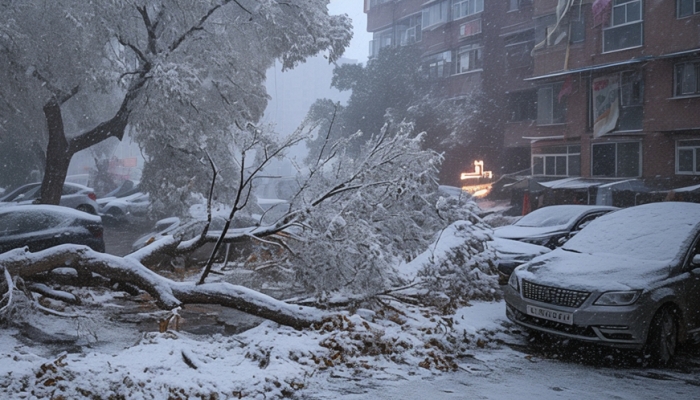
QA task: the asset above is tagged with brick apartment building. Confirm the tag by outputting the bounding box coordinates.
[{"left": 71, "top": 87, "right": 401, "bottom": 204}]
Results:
[{"left": 365, "top": 0, "right": 700, "bottom": 190}]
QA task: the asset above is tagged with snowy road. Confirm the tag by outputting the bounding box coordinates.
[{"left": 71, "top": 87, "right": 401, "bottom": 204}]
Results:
[
  {"left": 308, "top": 347, "right": 700, "bottom": 399},
  {"left": 304, "top": 303, "right": 700, "bottom": 400}
]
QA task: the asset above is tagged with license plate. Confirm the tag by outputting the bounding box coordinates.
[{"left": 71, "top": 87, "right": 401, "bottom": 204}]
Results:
[{"left": 526, "top": 305, "right": 573, "bottom": 325}]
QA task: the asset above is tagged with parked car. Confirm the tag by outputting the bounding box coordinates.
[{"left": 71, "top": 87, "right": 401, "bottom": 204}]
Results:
[
  {"left": 0, "top": 182, "right": 99, "bottom": 215},
  {"left": 493, "top": 205, "right": 618, "bottom": 249},
  {"left": 488, "top": 237, "right": 551, "bottom": 285},
  {"left": 97, "top": 180, "right": 150, "bottom": 224},
  {"left": 494, "top": 205, "right": 617, "bottom": 283},
  {"left": 0, "top": 205, "right": 105, "bottom": 254},
  {"left": 504, "top": 202, "right": 700, "bottom": 365}
]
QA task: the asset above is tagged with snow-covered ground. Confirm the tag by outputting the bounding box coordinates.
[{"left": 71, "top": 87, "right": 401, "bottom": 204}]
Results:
[
  {"left": 2, "top": 295, "right": 698, "bottom": 399},
  {"left": 2, "top": 199, "right": 699, "bottom": 399}
]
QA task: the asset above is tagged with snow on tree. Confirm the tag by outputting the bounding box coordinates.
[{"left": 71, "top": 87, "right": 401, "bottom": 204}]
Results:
[{"left": 0, "top": 0, "right": 352, "bottom": 207}]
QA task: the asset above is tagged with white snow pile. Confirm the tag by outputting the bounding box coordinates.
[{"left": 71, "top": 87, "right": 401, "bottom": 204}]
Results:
[{"left": 0, "top": 297, "right": 510, "bottom": 399}]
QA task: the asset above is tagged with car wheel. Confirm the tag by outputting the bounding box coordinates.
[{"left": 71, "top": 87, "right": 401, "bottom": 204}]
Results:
[
  {"left": 77, "top": 204, "right": 96, "bottom": 215},
  {"left": 643, "top": 307, "right": 678, "bottom": 366}
]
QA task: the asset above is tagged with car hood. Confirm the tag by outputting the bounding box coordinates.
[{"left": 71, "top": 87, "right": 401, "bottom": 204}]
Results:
[
  {"left": 515, "top": 249, "right": 672, "bottom": 292},
  {"left": 493, "top": 224, "right": 568, "bottom": 240},
  {"left": 487, "top": 237, "right": 551, "bottom": 263}
]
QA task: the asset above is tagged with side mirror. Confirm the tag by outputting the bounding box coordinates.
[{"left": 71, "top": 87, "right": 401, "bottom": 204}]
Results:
[{"left": 691, "top": 254, "right": 700, "bottom": 269}]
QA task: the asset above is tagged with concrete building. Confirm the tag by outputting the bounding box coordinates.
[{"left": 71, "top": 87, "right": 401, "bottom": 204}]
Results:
[{"left": 365, "top": 0, "right": 700, "bottom": 190}]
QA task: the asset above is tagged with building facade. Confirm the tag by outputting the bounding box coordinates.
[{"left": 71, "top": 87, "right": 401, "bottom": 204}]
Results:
[{"left": 365, "top": 0, "right": 700, "bottom": 189}]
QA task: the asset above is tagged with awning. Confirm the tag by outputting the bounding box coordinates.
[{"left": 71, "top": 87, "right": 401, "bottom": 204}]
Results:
[
  {"left": 540, "top": 178, "right": 614, "bottom": 190},
  {"left": 665, "top": 183, "right": 700, "bottom": 193},
  {"left": 524, "top": 57, "right": 652, "bottom": 81},
  {"left": 522, "top": 135, "right": 565, "bottom": 143},
  {"left": 657, "top": 48, "right": 700, "bottom": 59}
]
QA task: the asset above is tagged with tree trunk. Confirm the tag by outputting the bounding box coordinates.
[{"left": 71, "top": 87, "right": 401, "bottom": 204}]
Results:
[
  {"left": 1, "top": 245, "right": 328, "bottom": 330},
  {"left": 37, "top": 76, "right": 145, "bottom": 204},
  {"left": 40, "top": 100, "right": 72, "bottom": 205}
]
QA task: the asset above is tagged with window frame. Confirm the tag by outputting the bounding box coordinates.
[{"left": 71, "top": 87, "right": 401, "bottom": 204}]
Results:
[
  {"left": 399, "top": 14, "right": 423, "bottom": 46},
  {"left": 459, "top": 18, "right": 482, "bottom": 38},
  {"left": 591, "top": 141, "right": 642, "bottom": 178},
  {"left": 422, "top": 1, "right": 450, "bottom": 30},
  {"left": 452, "top": 0, "right": 484, "bottom": 21},
  {"left": 674, "top": 60, "right": 700, "bottom": 97},
  {"left": 454, "top": 44, "right": 482, "bottom": 74},
  {"left": 424, "top": 51, "right": 453, "bottom": 79},
  {"left": 603, "top": 0, "right": 644, "bottom": 53},
  {"left": 509, "top": 0, "right": 533, "bottom": 12},
  {"left": 537, "top": 82, "right": 567, "bottom": 126},
  {"left": 676, "top": 139, "right": 700, "bottom": 175},
  {"left": 677, "top": 0, "right": 700, "bottom": 18},
  {"left": 531, "top": 145, "right": 581, "bottom": 177}
]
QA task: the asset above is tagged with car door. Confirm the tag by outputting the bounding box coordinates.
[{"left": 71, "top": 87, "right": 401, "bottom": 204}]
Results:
[{"left": 682, "top": 234, "right": 700, "bottom": 339}]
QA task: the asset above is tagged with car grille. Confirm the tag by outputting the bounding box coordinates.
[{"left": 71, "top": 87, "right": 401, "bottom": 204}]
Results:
[
  {"left": 508, "top": 305, "right": 597, "bottom": 338},
  {"left": 522, "top": 280, "right": 590, "bottom": 308}
]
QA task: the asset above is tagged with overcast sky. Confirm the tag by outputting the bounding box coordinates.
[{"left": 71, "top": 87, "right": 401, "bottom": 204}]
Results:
[{"left": 329, "top": 0, "right": 372, "bottom": 64}]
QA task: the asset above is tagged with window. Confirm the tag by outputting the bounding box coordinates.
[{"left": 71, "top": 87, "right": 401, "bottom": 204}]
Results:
[
  {"left": 508, "top": 90, "right": 537, "bottom": 122},
  {"left": 452, "top": 0, "right": 483, "bottom": 20},
  {"left": 677, "top": 140, "right": 700, "bottom": 174},
  {"left": 591, "top": 142, "right": 641, "bottom": 177},
  {"left": 399, "top": 14, "right": 422, "bottom": 46},
  {"left": 618, "top": 70, "right": 644, "bottom": 130},
  {"left": 459, "top": 19, "right": 482, "bottom": 38},
  {"left": 588, "top": 70, "right": 644, "bottom": 133},
  {"left": 505, "top": 30, "right": 534, "bottom": 72},
  {"left": 675, "top": 61, "right": 700, "bottom": 96},
  {"left": 369, "top": 28, "right": 393, "bottom": 58},
  {"left": 570, "top": 16, "right": 585, "bottom": 43},
  {"left": 455, "top": 44, "right": 482, "bottom": 74},
  {"left": 537, "top": 82, "right": 567, "bottom": 125},
  {"left": 603, "top": 0, "right": 643, "bottom": 52},
  {"left": 422, "top": 1, "right": 449, "bottom": 29},
  {"left": 509, "top": 0, "right": 533, "bottom": 11},
  {"left": 678, "top": 0, "right": 700, "bottom": 17},
  {"left": 424, "top": 51, "right": 452, "bottom": 79},
  {"left": 532, "top": 145, "right": 581, "bottom": 177}
]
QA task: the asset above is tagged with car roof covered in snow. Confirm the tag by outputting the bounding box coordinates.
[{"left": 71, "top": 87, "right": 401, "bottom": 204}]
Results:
[
  {"left": 0, "top": 204, "right": 102, "bottom": 222},
  {"left": 562, "top": 201, "right": 700, "bottom": 263}
]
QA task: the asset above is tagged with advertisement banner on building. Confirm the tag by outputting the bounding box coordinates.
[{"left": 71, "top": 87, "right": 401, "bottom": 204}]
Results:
[{"left": 592, "top": 74, "right": 619, "bottom": 138}]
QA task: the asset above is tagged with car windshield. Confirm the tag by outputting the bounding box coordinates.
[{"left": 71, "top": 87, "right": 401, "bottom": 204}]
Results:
[
  {"left": 562, "top": 203, "right": 699, "bottom": 262},
  {"left": 514, "top": 206, "right": 581, "bottom": 228}
]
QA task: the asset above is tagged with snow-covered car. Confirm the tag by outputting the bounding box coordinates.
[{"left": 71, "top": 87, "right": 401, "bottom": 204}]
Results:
[
  {"left": 0, "top": 204, "right": 105, "bottom": 254},
  {"left": 493, "top": 204, "right": 618, "bottom": 249},
  {"left": 488, "top": 237, "right": 551, "bottom": 285},
  {"left": 0, "top": 182, "right": 99, "bottom": 215},
  {"left": 97, "top": 181, "right": 150, "bottom": 224},
  {"left": 99, "top": 191, "right": 150, "bottom": 223},
  {"left": 504, "top": 202, "right": 700, "bottom": 365}
]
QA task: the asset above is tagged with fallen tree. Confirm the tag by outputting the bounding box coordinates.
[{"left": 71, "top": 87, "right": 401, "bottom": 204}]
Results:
[
  {"left": 0, "top": 121, "right": 498, "bottom": 331},
  {"left": 0, "top": 245, "right": 326, "bottom": 329}
]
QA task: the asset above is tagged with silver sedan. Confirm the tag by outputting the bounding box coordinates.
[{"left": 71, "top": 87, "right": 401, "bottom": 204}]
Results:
[{"left": 504, "top": 202, "right": 700, "bottom": 365}]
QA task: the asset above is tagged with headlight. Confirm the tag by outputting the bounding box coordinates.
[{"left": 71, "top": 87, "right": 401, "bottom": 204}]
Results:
[
  {"left": 508, "top": 272, "right": 519, "bottom": 292},
  {"left": 594, "top": 291, "right": 641, "bottom": 306}
]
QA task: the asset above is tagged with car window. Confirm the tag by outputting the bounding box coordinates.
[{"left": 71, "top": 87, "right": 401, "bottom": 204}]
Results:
[
  {"left": 1, "top": 184, "right": 38, "bottom": 201},
  {"left": 0, "top": 211, "right": 64, "bottom": 236},
  {"left": 514, "top": 207, "right": 578, "bottom": 227},
  {"left": 62, "top": 185, "right": 80, "bottom": 195},
  {"left": 21, "top": 186, "right": 42, "bottom": 200},
  {"left": 574, "top": 212, "right": 606, "bottom": 231}
]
